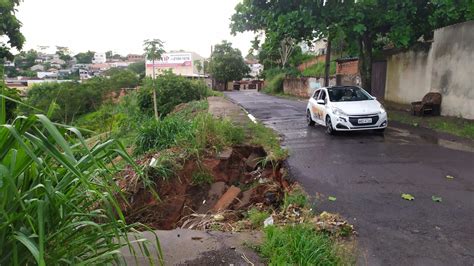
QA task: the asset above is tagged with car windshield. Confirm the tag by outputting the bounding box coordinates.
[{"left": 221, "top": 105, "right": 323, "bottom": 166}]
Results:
[{"left": 327, "top": 87, "right": 373, "bottom": 102}]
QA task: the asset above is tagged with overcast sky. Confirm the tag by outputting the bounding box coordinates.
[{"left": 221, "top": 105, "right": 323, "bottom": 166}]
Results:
[{"left": 16, "top": 0, "right": 253, "bottom": 58}]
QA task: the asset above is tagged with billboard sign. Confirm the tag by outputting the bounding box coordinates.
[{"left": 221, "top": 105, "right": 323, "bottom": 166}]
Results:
[{"left": 146, "top": 52, "right": 192, "bottom": 67}]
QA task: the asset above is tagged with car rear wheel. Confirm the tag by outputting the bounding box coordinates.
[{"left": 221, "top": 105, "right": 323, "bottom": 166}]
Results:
[
  {"left": 307, "top": 110, "right": 315, "bottom": 126},
  {"left": 326, "top": 116, "right": 335, "bottom": 135}
]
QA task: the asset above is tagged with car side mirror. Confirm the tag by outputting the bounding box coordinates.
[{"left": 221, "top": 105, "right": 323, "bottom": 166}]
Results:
[
  {"left": 373, "top": 96, "right": 377, "bottom": 100},
  {"left": 316, "top": 99, "right": 325, "bottom": 105}
]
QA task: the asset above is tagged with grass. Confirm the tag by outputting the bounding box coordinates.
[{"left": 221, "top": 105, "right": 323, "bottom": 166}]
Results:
[
  {"left": 0, "top": 95, "right": 161, "bottom": 265},
  {"left": 247, "top": 122, "right": 288, "bottom": 162},
  {"left": 191, "top": 169, "right": 214, "bottom": 185},
  {"left": 247, "top": 208, "right": 270, "bottom": 229},
  {"left": 260, "top": 224, "right": 343, "bottom": 266},
  {"left": 388, "top": 110, "right": 474, "bottom": 140},
  {"left": 283, "top": 187, "right": 309, "bottom": 210},
  {"left": 262, "top": 73, "right": 286, "bottom": 94},
  {"left": 301, "top": 61, "right": 336, "bottom": 77}
]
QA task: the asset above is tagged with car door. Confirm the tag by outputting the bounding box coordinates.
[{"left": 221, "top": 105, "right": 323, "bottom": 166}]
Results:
[
  {"left": 308, "top": 89, "right": 320, "bottom": 122},
  {"left": 314, "top": 89, "right": 328, "bottom": 125}
]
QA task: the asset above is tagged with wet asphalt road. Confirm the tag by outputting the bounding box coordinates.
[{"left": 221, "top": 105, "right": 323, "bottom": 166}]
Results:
[{"left": 225, "top": 90, "right": 474, "bottom": 266}]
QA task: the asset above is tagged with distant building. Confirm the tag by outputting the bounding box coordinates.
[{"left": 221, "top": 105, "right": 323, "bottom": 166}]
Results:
[
  {"left": 92, "top": 52, "right": 107, "bottom": 64},
  {"left": 245, "top": 59, "right": 263, "bottom": 78},
  {"left": 37, "top": 71, "right": 58, "bottom": 79},
  {"left": 3, "top": 61, "right": 14, "bottom": 67},
  {"left": 300, "top": 39, "right": 327, "bottom": 56},
  {"left": 145, "top": 52, "right": 205, "bottom": 78},
  {"left": 127, "top": 54, "right": 145, "bottom": 62},
  {"left": 30, "top": 64, "right": 45, "bottom": 72},
  {"left": 79, "top": 69, "right": 91, "bottom": 80}
]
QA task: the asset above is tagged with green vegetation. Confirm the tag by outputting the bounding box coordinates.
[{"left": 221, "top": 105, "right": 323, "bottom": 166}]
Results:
[
  {"left": 140, "top": 71, "right": 210, "bottom": 117},
  {"left": 208, "top": 40, "right": 250, "bottom": 88},
  {"left": 262, "top": 73, "right": 285, "bottom": 94},
  {"left": 302, "top": 61, "right": 336, "bottom": 77},
  {"left": 388, "top": 110, "right": 474, "bottom": 140},
  {"left": 283, "top": 188, "right": 309, "bottom": 210},
  {"left": 0, "top": 99, "right": 160, "bottom": 265},
  {"left": 231, "top": 0, "right": 474, "bottom": 93},
  {"left": 247, "top": 208, "right": 270, "bottom": 229},
  {"left": 261, "top": 225, "right": 343, "bottom": 266},
  {"left": 192, "top": 170, "right": 214, "bottom": 186},
  {"left": 248, "top": 122, "right": 287, "bottom": 162},
  {"left": 0, "top": 85, "right": 20, "bottom": 122}
]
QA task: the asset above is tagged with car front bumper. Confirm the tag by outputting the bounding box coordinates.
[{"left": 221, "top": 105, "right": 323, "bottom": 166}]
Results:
[{"left": 331, "top": 112, "right": 388, "bottom": 131}]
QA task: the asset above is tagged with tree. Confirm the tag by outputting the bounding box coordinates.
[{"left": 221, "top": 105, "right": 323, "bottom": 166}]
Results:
[
  {"left": 128, "top": 60, "right": 146, "bottom": 79},
  {"left": 231, "top": 0, "right": 474, "bottom": 93},
  {"left": 106, "top": 68, "right": 139, "bottom": 89},
  {"left": 0, "top": 0, "right": 25, "bottom": 62},
  {"left": 208, "top": 41, "right": 249, "bottom": 89},
  {"left": 74, "top": 51, "right": 95, "bottom": 64},
  {"left": 56, "top": 46, "right": 72, "bottom": 62},
  {"left": 14, "top": 49, "right": 38, "bottom": 70},
  {"left": 194, "top": 60, "right": 203, "bottom": 75},
  {"left": 143, "top": 38, "right": 165, "bottom": 120}
]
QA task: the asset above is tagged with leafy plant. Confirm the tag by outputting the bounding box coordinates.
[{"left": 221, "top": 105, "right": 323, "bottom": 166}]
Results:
[{"left": 0, "top": 98, "right": 162, "bottom": 265}]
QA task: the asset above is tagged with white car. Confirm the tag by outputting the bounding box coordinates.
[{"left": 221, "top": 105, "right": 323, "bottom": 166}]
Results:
[{"left": 306, "top": 86, "right": 387, "bottom": 135}]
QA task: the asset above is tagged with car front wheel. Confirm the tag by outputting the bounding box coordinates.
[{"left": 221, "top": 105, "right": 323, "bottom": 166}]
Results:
[
  {"left": 307, "top": 110, "right": 315, "bottom": 126},
  {"left": 326, "top": 116, "right": 335, "bottom": 135}
]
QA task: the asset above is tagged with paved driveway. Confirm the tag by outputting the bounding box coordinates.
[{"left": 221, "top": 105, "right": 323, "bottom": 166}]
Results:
[{"left": 225, "top": 90, "right": 474, "bottom": 266}]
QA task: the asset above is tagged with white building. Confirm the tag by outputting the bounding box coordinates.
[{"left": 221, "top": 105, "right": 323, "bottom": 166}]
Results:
[{"left": 92, "top": 52, "right": 107, "bottom": 64}]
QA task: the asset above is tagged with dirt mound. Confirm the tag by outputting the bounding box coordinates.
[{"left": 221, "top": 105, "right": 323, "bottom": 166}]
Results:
[{"left": 118, "top": 145, "right": 290, "bottom": 230}]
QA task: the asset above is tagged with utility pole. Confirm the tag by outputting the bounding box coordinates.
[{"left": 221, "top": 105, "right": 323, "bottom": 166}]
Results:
[{"left": 324, "top": 38, "right": 332, "bottom": 87}]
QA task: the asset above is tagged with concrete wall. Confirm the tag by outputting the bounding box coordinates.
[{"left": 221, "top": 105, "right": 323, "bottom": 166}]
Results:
[
  {"left": 385, "top": 20, "right": 474, "bottom": 119},
  {"left": 283, "top": 77, "right": 336, "bottom": 98},
  {"left": 430, "top": 21, "right": 474, "bottom": 118},
  {"left": 385, "top": 50, "right": 432, "bottom": 104}
]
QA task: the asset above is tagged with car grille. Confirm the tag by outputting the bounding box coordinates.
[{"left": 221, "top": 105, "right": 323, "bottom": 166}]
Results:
[{"left": 349, "top": 115, "right": 379, "bottom": 126}]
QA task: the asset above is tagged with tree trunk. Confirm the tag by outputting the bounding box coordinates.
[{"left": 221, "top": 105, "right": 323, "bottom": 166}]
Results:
[
  {"left": 152, "top": 59, "right": 159, "bottom": 121},
  {"left": 324, "top": 38, "right": 332, "bottom": 87},
  {"left": 358, "top": 33, "right": 373, "bottom": 94}
]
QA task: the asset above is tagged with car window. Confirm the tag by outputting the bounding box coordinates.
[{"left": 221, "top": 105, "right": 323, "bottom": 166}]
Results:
[
  {"left": 318, "top": 90, "right": 327, "bottom": 102},
  {"left": 327, "top": 87, "right": 373, "bottom": 102},
  {"left": 313, "top": 90, "right": 320, "bottom": 100}
]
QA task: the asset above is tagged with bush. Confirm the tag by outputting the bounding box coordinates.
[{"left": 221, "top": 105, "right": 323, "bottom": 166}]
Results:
[
  {"left": 263, "top": 73, "right": 286, "bottom": 94},
  {"left": 134, "top": 115, "right": 193, "bottom": 155},
  {"left": 0, "top": 85, "right": 21, "bottom": 122},
  {"left": 261, "top": 225, "right": 342, "bottom": 265},
  {"left": 138, "top": 72, "right": 210, "bottom": 117}
]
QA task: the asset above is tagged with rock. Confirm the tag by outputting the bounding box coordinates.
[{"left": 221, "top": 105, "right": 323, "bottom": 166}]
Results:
[
  {"left": 197, "top": 182, "right": 227, "bottom": 213},
  {"left": 245, "top": 153, "right": 261, "bottom": 171},
  {"left": 212, "top": 186, "right": 241, "bottom": 212},
  {"left": 217, "top": 148, "right": 233, "bottom": 160},
  {"left": 234, "top": 188, "right": 254, "bottom": 210}
]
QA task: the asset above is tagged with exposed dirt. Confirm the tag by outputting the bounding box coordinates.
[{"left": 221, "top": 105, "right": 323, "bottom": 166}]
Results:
[{"left": 117, "top": 145, "right": 290, "bottom": 230}]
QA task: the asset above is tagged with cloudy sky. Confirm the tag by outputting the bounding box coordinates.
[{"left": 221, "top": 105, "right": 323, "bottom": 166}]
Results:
[{"left": 16, "top": 0, "right": 253, "bottom": 57}]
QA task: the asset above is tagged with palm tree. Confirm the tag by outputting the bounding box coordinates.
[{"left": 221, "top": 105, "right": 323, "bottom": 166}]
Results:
[{"left": 143, "top": 39, "right": 165, "bottom": 120}]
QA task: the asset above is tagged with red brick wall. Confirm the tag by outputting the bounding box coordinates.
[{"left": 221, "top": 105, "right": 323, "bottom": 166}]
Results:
[
  {"left": 336, "top": 60, "right": 359, "bottom": 75},
  {"left": 298, "top": 54, "right": 326, "bottom": 71}
]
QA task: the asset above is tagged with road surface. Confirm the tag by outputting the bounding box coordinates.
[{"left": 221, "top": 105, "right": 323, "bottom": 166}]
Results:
[{"left": 225, "top": 90, "right": 474, "bottom": 266}]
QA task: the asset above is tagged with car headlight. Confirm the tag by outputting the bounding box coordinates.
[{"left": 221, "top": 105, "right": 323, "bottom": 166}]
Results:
[
  {"left": 379, "top": 104, "right": 386, "bottom": 114},
  {"left": 332, "top": 107, "right": 347, "bottom": 116}
]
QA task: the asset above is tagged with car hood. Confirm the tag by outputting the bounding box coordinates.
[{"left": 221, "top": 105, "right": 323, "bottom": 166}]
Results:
[{"left": 331, "top": 100, "right": 382, "bottom": 116}]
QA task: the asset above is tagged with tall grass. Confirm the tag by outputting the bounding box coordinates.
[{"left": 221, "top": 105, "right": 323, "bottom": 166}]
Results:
[
  {"left": 261, "top": 225, "right": 343, "bottom": 265},
  {"left": 0, "top": 95, "right": 162, "bottom": 265}
]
